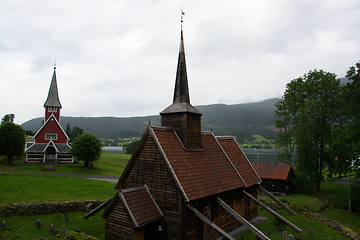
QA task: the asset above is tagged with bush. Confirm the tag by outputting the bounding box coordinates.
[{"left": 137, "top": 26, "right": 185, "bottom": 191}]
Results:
[
  {"left": 294, "top": 168, "right": 313, "bottom": 194},
  {"left": 351, "top": 180, "right": 360, "bottom": 213}
]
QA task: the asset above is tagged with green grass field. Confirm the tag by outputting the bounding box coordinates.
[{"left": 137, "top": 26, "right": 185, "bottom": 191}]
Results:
[
  {"left": 236, "top": 206, "right": 349, "bottom": 240},
  {"left": 0, "top": 151, "right": 131, "bottom": 176},
  {"left": 0, "top": 174, "right": 116, "bottom": 204},
  {"left": 1, "top": 151, "right": 359, "bottom": 239},
  {"left": 266, "top": 181, "right": 360, "bottom": 235}
]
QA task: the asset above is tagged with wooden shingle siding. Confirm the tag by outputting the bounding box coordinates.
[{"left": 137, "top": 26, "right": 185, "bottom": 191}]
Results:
[
  {"left": 185, "top": 113, "right": 201, "bottom": 149},
  {"left": 106, "top": 199, "right": 133, "bottom": 240},
  {"left": 123, "top": 136, "right": 179, "bottom": 240}
]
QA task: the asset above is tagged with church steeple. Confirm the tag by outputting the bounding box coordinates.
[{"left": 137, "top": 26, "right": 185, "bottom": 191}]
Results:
[
  {"left": 44, "top": 67, "right": 62, "bottom": 121},
  {"left": 173, "top": 30, "right": 190, "bottom": 104},
  {"left": 160, "top": 27, "right": 202, "bottom": 150}
]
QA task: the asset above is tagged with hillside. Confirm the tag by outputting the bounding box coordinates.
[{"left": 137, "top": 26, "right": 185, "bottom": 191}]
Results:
[{"left": 22, "top": 98, "right": 280, "bottom": 142}]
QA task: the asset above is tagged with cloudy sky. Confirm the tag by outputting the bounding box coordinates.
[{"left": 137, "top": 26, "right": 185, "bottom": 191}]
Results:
[{"left": 1, "top": 0, "right": 359, "bottom": 125}]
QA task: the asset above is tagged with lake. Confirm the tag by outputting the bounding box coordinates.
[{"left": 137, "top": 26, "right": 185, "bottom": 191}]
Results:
[{"left": 102, "top": 146, "right": 296, "bottom": 164}]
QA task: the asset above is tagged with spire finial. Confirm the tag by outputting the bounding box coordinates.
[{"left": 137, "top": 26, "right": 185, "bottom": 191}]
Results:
[
  {"left": 54, "top": 56, "right": 57, "bottom": 70},
  {"left": 181, "top": 7, "right": 185, "bottom": 30}
]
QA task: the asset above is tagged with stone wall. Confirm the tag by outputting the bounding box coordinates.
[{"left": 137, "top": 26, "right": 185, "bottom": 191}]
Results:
[{"left": 0, "top": 200, "right": 105, "bottom": 217}]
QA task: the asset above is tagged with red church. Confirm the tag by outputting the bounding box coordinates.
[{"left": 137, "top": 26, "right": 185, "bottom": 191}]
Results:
[{"left": 25, "top": 67, "right": 73, "bottom": 164}]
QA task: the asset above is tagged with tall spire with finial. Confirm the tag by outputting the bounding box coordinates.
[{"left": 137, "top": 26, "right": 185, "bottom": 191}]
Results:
[
  {"left": 160, "top": 10, "right": 202, "bottom": 150},
  {"left": 44, "top": 66, "right": 62, "bottom": 121}
]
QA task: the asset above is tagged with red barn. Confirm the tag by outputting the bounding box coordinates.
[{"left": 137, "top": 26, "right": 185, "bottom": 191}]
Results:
[{"left": 25, "top": 68, "right": 73, "bottom": 164}]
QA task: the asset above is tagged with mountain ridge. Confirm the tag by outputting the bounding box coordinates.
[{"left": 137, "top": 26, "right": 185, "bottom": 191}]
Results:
[{"left": 22, "top": 98, "right": 280, "bottom": 142}]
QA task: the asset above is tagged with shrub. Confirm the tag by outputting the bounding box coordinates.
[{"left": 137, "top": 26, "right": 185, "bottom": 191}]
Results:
[
  {"left": 351, "top": 180, "right": 360, "bottom": 213},
  {"left": 294, "top": 168, "right": 313, "bottom": 194}
]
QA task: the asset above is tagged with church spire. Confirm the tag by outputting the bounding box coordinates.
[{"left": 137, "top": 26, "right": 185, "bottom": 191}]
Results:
[
  {"left": 44, "top": 67, "right": 62, "bottom": 122},
  {"left": 160, "top": 17, "right": 202, "bottom": 150},
  {"left": 173, "top": 29, "right": 190, "bottom": 104},
  {"left": 44, "top": 67, "right": 62, "bottom": 109}
]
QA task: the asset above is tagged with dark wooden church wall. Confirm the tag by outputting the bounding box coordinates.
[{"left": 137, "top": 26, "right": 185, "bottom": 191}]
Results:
[
  {"left": 161, "top": 113, "right": 186, "bottom": 146},
  {"left": 105, "top": 198, "right": 133, "bottom": 240},
  {"left": 123, "top": 135, "right": 179, "bottom": 240},
  {"left": 185, "top": 113, "right": 201, "bottom": 149}
]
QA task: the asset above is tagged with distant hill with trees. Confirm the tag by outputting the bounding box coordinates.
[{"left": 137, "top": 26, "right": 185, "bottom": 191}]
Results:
[{"left": 21, "top": 98, "right": 279, "bottom": 143}]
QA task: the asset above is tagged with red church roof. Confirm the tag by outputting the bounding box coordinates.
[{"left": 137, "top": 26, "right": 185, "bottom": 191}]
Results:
[{"left": 118, "top": 126, "right": 261, "bottom": 202}]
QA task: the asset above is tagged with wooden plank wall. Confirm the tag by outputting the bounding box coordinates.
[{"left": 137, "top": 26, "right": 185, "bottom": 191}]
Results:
[
  {"left": 209, "top": 187, "right": 258, "bottom": 239},
  {"left": 106, "top": 199, "right": 133, "bottom": 240},
  {"left": 123, "top": 136, "right": 180, "bottom": 240},
  {"left": 185, "top": 114, "right": 201, "bottom": 149}
]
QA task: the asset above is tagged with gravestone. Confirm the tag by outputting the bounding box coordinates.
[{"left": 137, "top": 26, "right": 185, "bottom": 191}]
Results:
[
  {"left": 35, "top": 220, "right": 41, "bottom": 229},
  {"left": 49, "top": 223, "right": 54, "bottom": 235},
  {"left": 60, "top": 226, "right": 66, "bottom": 237},
  {"left": 57, "top": 213, "right": 60, "bottom": 217},
  {"left": 64, "top": 212, "right": 69, "bottom": 222},
  {"left": 85, "top": 203, "right": 93, "bottom": 212},
  {"left": 1, "top": 221, "right": 6, "bottom": 231},
  {"left": 286, "top": 234, "right": 294, "bottom": 240},
  {"left": 307, "top": 229, "right": 313, "bottom": 237},
  {"left": 282, "top": 231, "right": 287, "bottom": 240}
]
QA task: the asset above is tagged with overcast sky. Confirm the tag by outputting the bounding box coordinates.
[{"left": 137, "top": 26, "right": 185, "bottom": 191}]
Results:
[{"left": 1, "top": 0, "right": 359, "bottom": 125}]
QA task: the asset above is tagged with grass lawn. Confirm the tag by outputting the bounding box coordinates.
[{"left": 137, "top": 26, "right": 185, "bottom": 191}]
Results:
[
  {"left": 0, "top": 174, "right": 116, "bottom": 204},
  {"left": 265, "top": 181, "right": 360, "bottom": 236},
  {"left": 0, "top": 152, "right": 131, "bottom": 176},
  {"left": 1, "top": 211, "right": 105, "bottom": 240},
  {"left": 235, "top": 207, "right": 349, "bottom": 240}
]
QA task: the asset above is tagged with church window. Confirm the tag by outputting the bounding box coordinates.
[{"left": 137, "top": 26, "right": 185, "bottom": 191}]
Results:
[{"left": 45, "top": 134, "right": 58, "bottom": 140}]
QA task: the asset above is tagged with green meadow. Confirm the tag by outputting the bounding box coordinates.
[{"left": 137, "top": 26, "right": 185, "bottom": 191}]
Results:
[{"left": 1, "top": 152, "right": 359, "bottom": 240}]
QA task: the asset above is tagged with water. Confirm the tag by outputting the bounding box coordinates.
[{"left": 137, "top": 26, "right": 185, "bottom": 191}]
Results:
[
  {"left": 102, "top": 146, "right": 124, "bottom": 154},
  {"left": 102, "top": 146, "right": 296, "bottom": 165}
]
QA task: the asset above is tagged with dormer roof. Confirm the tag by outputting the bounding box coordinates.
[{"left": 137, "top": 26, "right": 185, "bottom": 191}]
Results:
[{"left": 44, "top": 68, "right": 62, "bottom": 108}]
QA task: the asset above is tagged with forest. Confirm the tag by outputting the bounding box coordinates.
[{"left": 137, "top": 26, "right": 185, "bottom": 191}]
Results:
[{"left": 21, "top": 98, "right": 280, "bottom": 143}]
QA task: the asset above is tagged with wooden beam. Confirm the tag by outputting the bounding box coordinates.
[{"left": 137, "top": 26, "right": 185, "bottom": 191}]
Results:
[
  {"left": 243, "top": 190, "right": 302, "bottom": 234},
  {"left": 83, "top": 197, "right": 113, "bottom": 219},
  {"left": 258, "top": 185, "right": 296, "bottom": 216},
  {"left": 185, "top": 204, "right": 236, "bottom": 240},
  {"left": 217, "top": 197, "right": 270, "bottom": 240}
]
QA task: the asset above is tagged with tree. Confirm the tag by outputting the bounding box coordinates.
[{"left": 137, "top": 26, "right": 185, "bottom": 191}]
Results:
[
  {"left": 123, "top": 140, "right": 140, "bottom": 155},
  {"left": 275, "top": 99, "right": 296, "bottom": 164},
  {"left": 71, "top": 126, "right": 84, "bottom": 142},
  {"left": 0, "top": 122, "right": 26, "bottom": 165},
  {"left": 65, "top": 123, "right": 72, "bottom": 141},
  {"left": 330, "top": 61, "right": 360, "bottom": 177},
  {"left": 1, "top": 114, "right": 15, "bottom": 123},
  {"left": 275, "top": 69, "right": 342, "bottom": 191},
  {"left": 69, "top": 133, "right": 102, "bottom": 167}
]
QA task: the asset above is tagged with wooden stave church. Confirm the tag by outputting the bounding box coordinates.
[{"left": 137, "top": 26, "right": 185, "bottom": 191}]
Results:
[
  {"left": 102, "top": 29, "right": 264, "bottom": 240},
  {"left": 25, "top": 68, "right": 73, "bottom": 164}
]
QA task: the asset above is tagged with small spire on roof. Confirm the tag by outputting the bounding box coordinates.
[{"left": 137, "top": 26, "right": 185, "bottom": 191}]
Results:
[{"left": 54, "top": 56, "right": 56, "bottom": 70}]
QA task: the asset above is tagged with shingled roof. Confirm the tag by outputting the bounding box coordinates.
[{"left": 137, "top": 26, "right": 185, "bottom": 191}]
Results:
[
  {"left": 117, "top": 125, "right": 260, "bottom": 202},
  {"left": 251, "top": 163, "right": 294, "bottom": 180},
  {"left": 44, "top": 68, "right": 62, "bottom": 108},
  {"left": 103, "top": 185, "right": 163, "bottom": 228}
]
